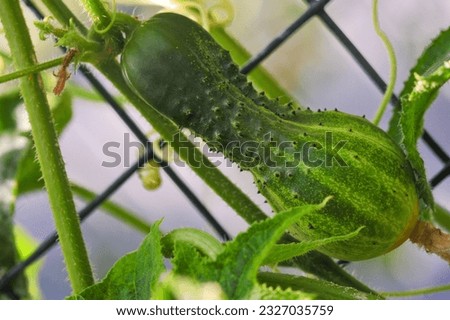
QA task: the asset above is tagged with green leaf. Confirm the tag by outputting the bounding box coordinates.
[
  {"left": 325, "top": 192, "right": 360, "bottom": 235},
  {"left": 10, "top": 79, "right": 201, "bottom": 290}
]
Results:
[
  {"left": 290, "top": 249, "right": 377, "bottom": 294},
  {"left": 0, "top": 91, "right": 30, "bottom": 298},
  {"left": 171, "top": 242, "right": 217, "bottom": 282},
  {"left": 399, "top": 62, "right": 450, "bottom": 218},
  {"left": 162, "top": 228, "right": 223, "bottom": 260},
  {"left": 14, "top": 144, "right": 41, "bottom": 196},
  {"left": 14, "top": 225, "right": 43, "bottom": 299},
  {"left": 73, "top": 221, "right": 165, "bottom": 299},
  {"left": 50, "top": 91, "right": 73, "bottom": 135},
  {"left": 0, "top": 146, "right": 29, "bottom": 299},
  {"left": 214, "top": 198, "right": 331, "bottom": 299},
  {"left": 264, "top": 227, "right": 364, "bottom": 266},
  {"left": 0, "top": 89, "right": 21, "bottom": 131},
  {"left": 257, "top": 272, "right": 383, "bottom": 300},
  {"left": 34, "top": 18, "right": 100, "bottom": 55},
  {"left": 388, "top": 27, "right": 450, "bottom": 141},
  {"left": 387, "top": 27, "right": 450, "bottom": 219}
]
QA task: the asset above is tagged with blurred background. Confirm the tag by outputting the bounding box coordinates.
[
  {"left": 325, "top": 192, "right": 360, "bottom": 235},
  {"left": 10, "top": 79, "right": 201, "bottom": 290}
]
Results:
[{"left": 3, "top": 0, "right": 449, "bottom": 298}]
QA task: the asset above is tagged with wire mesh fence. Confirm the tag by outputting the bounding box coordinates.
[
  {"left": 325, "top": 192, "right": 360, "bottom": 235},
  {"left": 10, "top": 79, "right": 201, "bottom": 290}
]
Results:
[{"left": 1, "top": 0, "right": 449, "bottom": 298}]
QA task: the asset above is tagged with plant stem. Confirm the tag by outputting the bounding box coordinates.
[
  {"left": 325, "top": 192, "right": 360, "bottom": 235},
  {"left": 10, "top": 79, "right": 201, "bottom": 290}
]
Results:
[
  {"left": 80, "top": 0, "right": 113, "bottom": 31},
  {"left": 409, "top": 220, "right": 450, "bottom": 263},
  {"left": 71, "top": 183, "right": 151, "bottom": 234},
  {"left": 0, "top": 57, "right": 63, "bottom": 84},
  {"left": 371, "top": 0, "right": 397, "bottom": 126},
  {"left": 382, "top": 283, "right": 450, "bottom": 297},
  {"left": 0, "top": 0, "right": 94, "bottom": 293}
]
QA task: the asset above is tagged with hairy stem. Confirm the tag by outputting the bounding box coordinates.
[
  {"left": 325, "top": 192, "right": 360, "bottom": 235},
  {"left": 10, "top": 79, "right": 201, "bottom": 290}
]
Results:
[
  {"left": 0, "top": 0, "right": 94, "bottom": 293},
  {"left": 0, "top": 57, "right": 63, "bottom": 84},
  {"left": 80, "top": 0, "right": 113, "bottom": 32}
]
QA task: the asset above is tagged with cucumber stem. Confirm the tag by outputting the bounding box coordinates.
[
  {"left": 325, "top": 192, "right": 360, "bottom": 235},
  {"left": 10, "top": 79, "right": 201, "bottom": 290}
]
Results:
[
  {"left": 409, "top": 220, "right": 450, "bottom": 263},
  {"left": 0, "top": 57, "right": 64, "bottom": 84}
]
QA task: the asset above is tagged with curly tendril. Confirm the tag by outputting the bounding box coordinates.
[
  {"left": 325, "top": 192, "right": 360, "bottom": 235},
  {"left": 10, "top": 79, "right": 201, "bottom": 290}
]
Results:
[
  {"left": 94, "top": 0, "right": 117, "bottom": 34},
  {"left": 372, "top": 0, "right": 397, "bottom": 126}
]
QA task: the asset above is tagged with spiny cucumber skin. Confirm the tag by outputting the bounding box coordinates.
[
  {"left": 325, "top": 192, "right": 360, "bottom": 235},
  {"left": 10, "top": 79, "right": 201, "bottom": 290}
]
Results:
[{"left": 121, "top": 13, "right": 419, "bottom": 261}]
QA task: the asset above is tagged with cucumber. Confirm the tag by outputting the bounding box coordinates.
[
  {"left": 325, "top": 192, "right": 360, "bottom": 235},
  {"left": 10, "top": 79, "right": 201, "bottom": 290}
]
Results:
[{"left": 121, "top": 12, "right": 419, "bottom": 260}]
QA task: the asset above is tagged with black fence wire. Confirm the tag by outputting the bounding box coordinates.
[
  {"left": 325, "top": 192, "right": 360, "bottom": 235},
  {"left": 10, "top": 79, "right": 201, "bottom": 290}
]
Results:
[{"left": 1, "top": 0, "right": 449, "bottom": 296}]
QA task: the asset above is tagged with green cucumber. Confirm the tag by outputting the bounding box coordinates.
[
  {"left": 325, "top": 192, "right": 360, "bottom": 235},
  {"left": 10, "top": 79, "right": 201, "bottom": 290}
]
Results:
[{"left": 121, "top": 12, "right": 419, "bottom": 260}]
